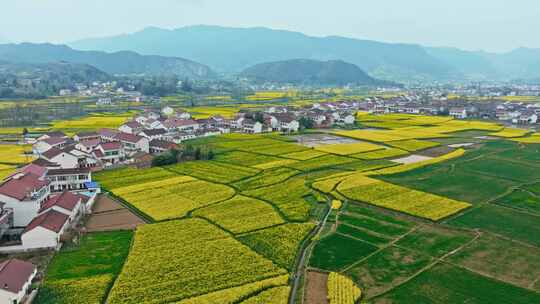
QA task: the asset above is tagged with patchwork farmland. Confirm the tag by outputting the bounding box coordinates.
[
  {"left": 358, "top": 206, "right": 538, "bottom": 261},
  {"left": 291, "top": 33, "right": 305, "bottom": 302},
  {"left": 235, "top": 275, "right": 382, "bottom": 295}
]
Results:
[{"left": 35, "top": 114, "right": 540, "bottom": 303}]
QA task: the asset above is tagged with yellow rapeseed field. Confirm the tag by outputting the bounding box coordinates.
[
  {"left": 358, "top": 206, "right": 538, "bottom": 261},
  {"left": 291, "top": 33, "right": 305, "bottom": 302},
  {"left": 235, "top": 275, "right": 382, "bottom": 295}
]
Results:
[
  {"left": 0, "top": 144, "right": 35, "bottom": 164},
  {"left": 337, "top": 174, "right": 470, "bottom": 221},
  {"left": 314, "top": 142, "right": 384, "bottom": 155},
  {"left": 327, "top": 272, "right": 362, "bottom": 304},
  {"left": 490, "top": 128, "right": 531, "bottom": 138}
]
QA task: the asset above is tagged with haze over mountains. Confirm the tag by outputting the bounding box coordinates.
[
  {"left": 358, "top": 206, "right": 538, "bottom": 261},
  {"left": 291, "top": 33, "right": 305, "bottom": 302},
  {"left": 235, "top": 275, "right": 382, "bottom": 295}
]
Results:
[
  {"left": 241, "top": 59, "right": 383, "bottom": 86},
  {"left": 70, "top": 25, "right": 540, "bottom": 82},
  {"left": 0, "top": 43, "right": 215, "bottom": 79},
  {"left": 1, "top": 25, "right": 540, "bottom": 84}
]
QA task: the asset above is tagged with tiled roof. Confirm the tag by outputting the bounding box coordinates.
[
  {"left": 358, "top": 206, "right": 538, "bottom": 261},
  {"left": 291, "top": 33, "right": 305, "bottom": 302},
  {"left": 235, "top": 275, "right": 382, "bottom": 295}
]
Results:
[
  {"left": 0, "top": 173, "right": 49, "bottom": 201},
  {"left": 99, "top": 128, "right": 120, "bottom": 138},
  {"left": 115, "top": 132, "right": 144, "bottom": 143},
  {"left": 42, "top": 147, "right": 63, "bottom": 159},
  {"left": 47, "top": 167, "right": 91, "bottom": 176},
  {"left": 43, "top": 131, "right": 66, "bottom": 138},
  {"left": 23, "top": 209, "right": 69, "bottom": 234},
  {"left": 39, "top": 191, "right": 82, "bottom": 213},
  {"left": 124, "top": 121, "right": 142, "bottom": 129},
  {"left": 100, "top": 141, "right": 122, "bottom": 151},
  {"left": 150, "top": 139, "right": 177, "bottom": 150},
  {"left": 75, "top": 131, "right": 99, "bottom": 138},
  {"left": 78, "top": 139, "right": 101, "bottom": 148},
  {"left": 16, "top": 164, "right": 47, "bottom": 177},
  {"left": 140, "top": 129, "right": 167, "bottom": 136},
  {"left": 32, "top": 158, "right": 60, "bottom": 168},
  {"left": 0, "top": 259, "right": 36, "bottom": 294},
  {"left": 43, "top": 137, "right": 66, "bottom": 146}
]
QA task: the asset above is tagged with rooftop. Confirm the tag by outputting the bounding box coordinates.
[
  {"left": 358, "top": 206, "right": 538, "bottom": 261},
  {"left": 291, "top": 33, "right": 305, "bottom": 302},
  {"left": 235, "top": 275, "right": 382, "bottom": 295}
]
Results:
[
  {"left": 0, "top": 173, "right": 49, "bottom": 201},
  {"left": 23, "top": 209, "right": 69, "bottom": 234},
  {"left": 0, "top": 259, "right": 36, "bottom": 295},
  {"left": 115, "top": 132, "right": 144, "bottom": 143},
  {"left": 39, "top": 191, "right": 82, "bottom": 213},
  {"left": 47, "top": 167, "right": 91, "bottom": 176}
]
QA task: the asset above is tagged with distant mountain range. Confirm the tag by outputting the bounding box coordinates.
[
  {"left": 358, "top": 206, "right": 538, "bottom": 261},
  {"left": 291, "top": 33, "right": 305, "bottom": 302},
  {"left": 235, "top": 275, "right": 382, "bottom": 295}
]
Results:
[
  {"left": 0, "top": 43, "right": 215, "bottom": 79},
  {"left": 70, "top": 25, "right": 540, "bottom": 82},
  {"left": 0, "top": 60, "right": 111, "bottom": 98},
  {"left": 241, "top": 59, "right": 383, "bottom": 86},
  {"left": 0, "top": 60, "right": 110, "bottom": 82}
]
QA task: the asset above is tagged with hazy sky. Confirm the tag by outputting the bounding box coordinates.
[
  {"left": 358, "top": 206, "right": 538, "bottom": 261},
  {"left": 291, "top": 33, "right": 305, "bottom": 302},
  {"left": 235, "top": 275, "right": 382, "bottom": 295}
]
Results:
[{"left": 1, "top": 0, "right": 538, "bottom": 52}]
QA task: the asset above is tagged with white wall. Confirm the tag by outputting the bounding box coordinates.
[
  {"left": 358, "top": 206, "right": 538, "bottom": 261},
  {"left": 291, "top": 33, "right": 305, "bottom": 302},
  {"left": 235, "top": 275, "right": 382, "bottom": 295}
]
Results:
[
  {"left": 21, "top": 226, "right": 60, "bottom": 250},
  {"left": 0, "top": 269, "right": 35, "bottom": 304},
  {"left": 32, "top": 141, "right": 52, "bottom": 155},
  {"left": 119, "top": 125, "right": 134, "bottom": 134},
  {"left": 50, "top": 153, "right": 79, "bottom": 169},
  {"left": 136, "top": 138, "right": 150, "bottom": 153},
  {"left": 0, "top": 194, "right": 44, "bottom": 227}
]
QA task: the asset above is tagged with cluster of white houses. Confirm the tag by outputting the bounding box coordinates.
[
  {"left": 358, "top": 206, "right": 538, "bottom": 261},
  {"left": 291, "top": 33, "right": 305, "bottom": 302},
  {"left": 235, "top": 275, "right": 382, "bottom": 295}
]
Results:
[{"left": 120, "top": 104, "right": 357, "bottom": 142}]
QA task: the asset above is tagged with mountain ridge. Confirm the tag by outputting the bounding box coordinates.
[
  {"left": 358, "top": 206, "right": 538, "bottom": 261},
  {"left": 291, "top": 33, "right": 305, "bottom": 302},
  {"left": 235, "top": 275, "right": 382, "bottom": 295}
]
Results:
[
  {"left": 240, "top": 59, "right": 384, "bottom": 86},
  {"left": 0, "top": 43, "right": 215, "bottom": 79},
  {"left": 70, "top": 25, "right": 540, "bottom": 82},
  {"left": 70, "top": 25, "right": 455, "bottom": 82}
]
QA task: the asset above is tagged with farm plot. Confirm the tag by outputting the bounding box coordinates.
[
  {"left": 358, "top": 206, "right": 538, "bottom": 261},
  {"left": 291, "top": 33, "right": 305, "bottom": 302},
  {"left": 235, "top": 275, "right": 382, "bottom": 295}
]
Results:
[
  {"left": 337, "top": 203, "right": 415, "bottom": 246},
  {"left": 108, "top": 219, "right": 287, "bottom": 304},
  {"left": 494, "top": 189, "right": 540, "bottom": 215},
  {"left": 287, "top": 155, "right": 357, "bottom": 172},
  {"left": 213, "top": 150, "right": 284, "bottom": 167},
  {"left": 380, "top": 151, "right": 519, "bottom": 204},
  {"left": 35, "top": 231, "right": 133, "bottom": 304},
  {"left": 490, "top": 127, "right": 530, "bottom": 138},
  {"left": 371, "top": 263, "right": 540, "bottom": 304},
  {"left": 512, "top": 133, "right": 540, "bottom": 144},
  {"left": 0, "top": 144, "right": 34, "bottom": 164},
  {"left": 193, "top": 195, "right": 285, "bottom": 234},
  {"left": 240, "top": 286, "right": 290, "bottom": 304},
  {"left": 336, "top": 174, "right": 471, "bottom": 221},
  {"left": 304, "top": 271, "right": 329, "bottom": 304},
  {"left": 217, "top": 137, "right": 308, "bottom": 156},
  {"left": 327, "top": 272, "right": 362, "bottom": 304},
  {"left": 85, "top": 195, "right": 145, "bottom": 232},
  {"left": 238, "top": 223, "right": 315, "bottom": 270},
  {"left": 396, "top": 224, "right": 475, "bottom": 258},
  {"left": 233, "top": 167, "right": 300, "bottom": 191},
  {"left": 312, "top": 173, "right": 354, "bottom": 194},
  {"left": 332, "top": 159, "right": 397, "bottom": 172},
  {"left": 345, "top": 246, "right": 432, "bottom": 299},
  {"left": 461, "top": 156, "right": 540, "bottom": 182},
  {"left": 386, "top": 139, "right": 440, "bottom": 152},
  {"left": 314, "top": 142, "right": 384, "bottom": 156},
  {"left": 252, "top": 159, "right": 299, "bottom": 169},
  {"left": 495, "top": 143, "right": 540, "bottom": 163},
  {"left": 351, "top": 148, "right": 408, "bottom": 160},
  {"left": 0, "top": 164, "right": 15, "bottom": 180},
  {"left": 116, "top": 178, "right": 235, "bottom": 221},
  {"left": 94, "top": 167, "right": 176, "bottom": 190},
  {"left": 176, "top": 275, "right": 289, "bottom": 304},
  {"left": 370, "top": 148, "right": 465, "bottom": 175},
  {"left": 447, "top": 233, "right": 540, "bottom": 291},
  {"left": 167, "top": 160, "right": 260, "bottom": 183},
  {"left": 283, "top": 149, "right": 328, "bottom": 160},
  {"left": 309, "top": 233, "right": 378, "bottom": 271},
  {"left": 243, "top": 177, "right": 314, "bottom": 221},
  {"left": 248, "top": 142, "right": 308, "bottom": 156},
  {"left": 448, "top": 204, "right": 540, "bottom": 247},
  {"left": 51, "top": 113, "right": 130, "bottom": 135},
  {"left": 334, "top": 129, "right": 409, "bottom": 142}
]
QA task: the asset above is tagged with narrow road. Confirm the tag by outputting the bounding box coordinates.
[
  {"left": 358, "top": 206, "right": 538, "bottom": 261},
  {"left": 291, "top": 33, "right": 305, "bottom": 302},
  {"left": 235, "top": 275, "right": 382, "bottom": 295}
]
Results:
[{"left": 289, "top": 204, "right": 332, "bottom": 304}]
